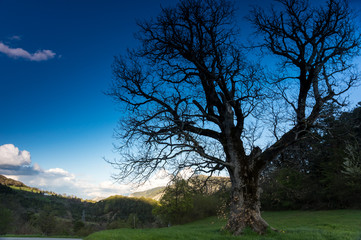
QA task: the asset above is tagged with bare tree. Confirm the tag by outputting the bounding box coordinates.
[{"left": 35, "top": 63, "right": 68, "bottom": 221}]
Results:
[{"left": 108, "top": 0, "right": 360, "bottom": 235}]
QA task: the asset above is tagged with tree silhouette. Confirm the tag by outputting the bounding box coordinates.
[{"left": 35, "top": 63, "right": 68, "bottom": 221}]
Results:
[{"left": 108, "top": 0, "right": 360, "bottom": 234}]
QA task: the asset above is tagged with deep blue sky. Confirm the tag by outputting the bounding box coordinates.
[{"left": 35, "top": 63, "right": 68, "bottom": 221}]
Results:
[
  {"left": 0, "top": 0, "right": 182, "bottom": 198},
  {"left": 0, "top": 0, "right": 360, "bottom": 199},
  {"left": 0, "top": 0, "right": 179, "bottom": 155}
]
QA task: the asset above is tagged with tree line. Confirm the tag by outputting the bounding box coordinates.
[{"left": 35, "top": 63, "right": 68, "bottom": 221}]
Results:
[
  {"left": 0, "top": 183, "right": 157, "bottom": 236},
  {"left": 261, "top": 103, "right": 361, "bottom": 210}
]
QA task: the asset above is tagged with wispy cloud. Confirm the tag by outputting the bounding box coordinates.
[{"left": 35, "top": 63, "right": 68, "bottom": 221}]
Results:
[
  {"left": 9, "top": 35, "right": 22, "bottom": 41},
  {"left": 0, "top": 42, "right": 56, "bottom": 61}
]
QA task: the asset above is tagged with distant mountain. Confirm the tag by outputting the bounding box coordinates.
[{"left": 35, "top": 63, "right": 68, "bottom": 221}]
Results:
[
  {"left": 130, "top": 186, "right": 166, "bottom": 200},
  {"left": 129, "top": 175, "right": 231, "bottom": 200}
]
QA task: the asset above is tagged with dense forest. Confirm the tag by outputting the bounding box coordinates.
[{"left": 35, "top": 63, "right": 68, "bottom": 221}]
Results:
[
  {"left": 1, "top": 104, "right": 360, "bottom": 236},
  {"left": 261, "top": 103, "right": 361, "bottom": 210}
]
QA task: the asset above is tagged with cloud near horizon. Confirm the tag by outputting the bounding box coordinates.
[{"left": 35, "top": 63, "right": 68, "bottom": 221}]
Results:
[
  {"left": 0, "top": 42, "right": 56, "bottom": 61},
  {"left": 0, "top": 144, "right": 172, "bottom": 200}
]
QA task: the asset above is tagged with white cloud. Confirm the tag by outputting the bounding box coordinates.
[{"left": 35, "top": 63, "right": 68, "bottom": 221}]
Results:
[
  {"left": 0, "top": 144, "right": 173, "bottom": 200},
  {"left": 0, "top": 42, "right": 56, "bottom": 61},
  {"left": 33, "top": 163, "right": 42, "bottom": 171},
  {"left": 0, "top": 144, "right": 133, "bottom": 199},
  {"left": 131, "top": 169, "right": 172, "bottom": 193},
  {"left": 46, "top": 168, "right": 72, "bottom": 176},
  {"left": 21, "top": 168, "right": 77, "bottom": 190},
  {"left": 0, "top": 144, "right": 31, "bottom": 166},
  {"left": 82, "top": 180, "right": 132, "bottom": 199}
]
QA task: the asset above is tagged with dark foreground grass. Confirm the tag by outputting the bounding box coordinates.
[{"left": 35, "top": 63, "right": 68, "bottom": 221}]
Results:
[{"left": 85, "top": 210, "right": 361, "bottom": 240}]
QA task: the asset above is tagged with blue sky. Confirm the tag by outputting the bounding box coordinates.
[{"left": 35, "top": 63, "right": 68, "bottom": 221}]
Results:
[
  {"left": 1, "top": 0, "right": 360, "bottom": 200},
  {"left": 0, "top": 0, "right": 182, "bottom": 199}
]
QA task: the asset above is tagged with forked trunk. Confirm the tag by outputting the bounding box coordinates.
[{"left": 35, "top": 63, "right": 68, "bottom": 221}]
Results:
[{"left": 225, "top": 171, "right": 270, "bottom": 235}]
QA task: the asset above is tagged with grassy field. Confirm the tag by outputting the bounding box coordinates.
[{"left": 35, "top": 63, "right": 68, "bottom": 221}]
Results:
[{"left": 85, "top": 210, "right": 361, "bottom": 240}]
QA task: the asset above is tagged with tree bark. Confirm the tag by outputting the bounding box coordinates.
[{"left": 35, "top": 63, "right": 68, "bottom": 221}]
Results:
[{"left": 225, "top": 168, "right": 269, "bottom": 235}]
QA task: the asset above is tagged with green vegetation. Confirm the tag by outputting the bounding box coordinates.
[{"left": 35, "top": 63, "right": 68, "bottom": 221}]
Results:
[
  {"left": 0, "top": 176, "right": 157, "bottom": 237},
  {"left": 85, "top": 210, "right": 361, "bottom": 240},
  {"left": 261, "top": 104, "right": 361, "bottom": 210},
  {"left": 153, "top": 177, "right": 229, "bottom": 225},
  {"left": 0, "top": 182, "right": 92, "bottom": 236},
  {"left": 95, "top": 195, "right": 158, "bottom": 227},
  {"left": 130, "top": 186, "right": 166, "bottom": 200},
  {"left": 0, "top": 205, "right": 13, "bottom": 235}
]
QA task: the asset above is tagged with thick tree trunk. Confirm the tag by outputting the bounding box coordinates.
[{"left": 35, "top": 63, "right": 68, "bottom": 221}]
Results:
[{"left": 225, "top": 170, "right": 270, "bottom": 235}]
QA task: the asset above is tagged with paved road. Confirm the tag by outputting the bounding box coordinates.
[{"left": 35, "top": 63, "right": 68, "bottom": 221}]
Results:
[{"left": 0, "top": 238, "right": 82, "bottom": 240}]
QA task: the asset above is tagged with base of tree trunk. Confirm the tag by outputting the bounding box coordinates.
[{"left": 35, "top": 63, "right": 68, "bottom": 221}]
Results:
[{"left": 225, "top": 208, "right": 272, "bottom": 235}]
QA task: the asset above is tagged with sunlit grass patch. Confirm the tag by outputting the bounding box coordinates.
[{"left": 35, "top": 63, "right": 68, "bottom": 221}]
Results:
[{"left": 85, "top": 210, "right": 361, "bottom": 240}]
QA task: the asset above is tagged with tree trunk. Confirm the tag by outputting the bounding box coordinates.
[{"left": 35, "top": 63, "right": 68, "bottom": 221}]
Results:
[{"left": 225, "top": 170, "right": 270, "bottom": 235}]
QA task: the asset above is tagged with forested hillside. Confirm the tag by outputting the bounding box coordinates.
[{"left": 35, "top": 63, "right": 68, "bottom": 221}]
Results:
[
  {"left": 0, "top": 175, "right": 157, "bottom": 236},
  {"left": 129, "top": 186, "right": 165, "bottom": 200},
  {"left": 0, "top": 175, "right": 29, "bottom": 188},
  {"left": 261, "top": 103, "right": 361, "bottom": 210}
]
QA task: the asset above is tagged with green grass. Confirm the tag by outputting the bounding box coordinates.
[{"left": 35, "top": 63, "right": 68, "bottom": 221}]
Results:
[
  {"left": 85, "top": 210, "right": 361, "bottom": 240},
  {"left": 9, "top": 185, "right": 42, "bottom": 193}
]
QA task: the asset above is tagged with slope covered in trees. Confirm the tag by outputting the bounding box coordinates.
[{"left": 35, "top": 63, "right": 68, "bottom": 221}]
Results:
[
  {"left": 0, "top": 175, "right": 29, "bottom": 188},
  {"left": 261, "top": 103, "right": 361, "bottom": 210},
  {"left": 129, "top": 186, "right": 166, "bottom": 200},
  {"left": 0, "top": 175, "right": 157, "bottom": 236}
]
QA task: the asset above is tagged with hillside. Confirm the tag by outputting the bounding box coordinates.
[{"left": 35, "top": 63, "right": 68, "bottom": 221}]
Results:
[
  {"left": 0, "top": 175, "right": 157, "bottom": 237},
  {"left": 0, "top": 174, "right": 231, "bottom": 236},
  {"left": 0, "top": 175, "right": 55, "bottom": 195},
  {"left": 0, "top": 175, "right": 29, "bottom": 188},
  {"left": 129, "top": 186, "right": 166, "bottom": 200},
  {"left": 129, "top": 175, "right": 231, "bottom": 200}
]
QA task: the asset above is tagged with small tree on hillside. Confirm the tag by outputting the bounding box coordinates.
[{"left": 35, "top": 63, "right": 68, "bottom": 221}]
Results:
[
  {"left": 108, "top": 0, "right": 360, "bottom": 235},
  {"left": 153, "top": 178, "right": 193, "bottom": 224}
]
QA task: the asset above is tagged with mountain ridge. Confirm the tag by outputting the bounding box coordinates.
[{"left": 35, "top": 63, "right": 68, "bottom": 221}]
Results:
[
  {"left": 0, "top": 174, "right": 28, "bottom": 188},
  {"left": 129, "top": 186, "right": 166, "bottom": 200}
]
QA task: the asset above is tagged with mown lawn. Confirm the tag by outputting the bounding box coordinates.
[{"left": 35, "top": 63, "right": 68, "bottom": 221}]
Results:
[{"left": 85, "top": 210, "right": 361, "bottom": 240}]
